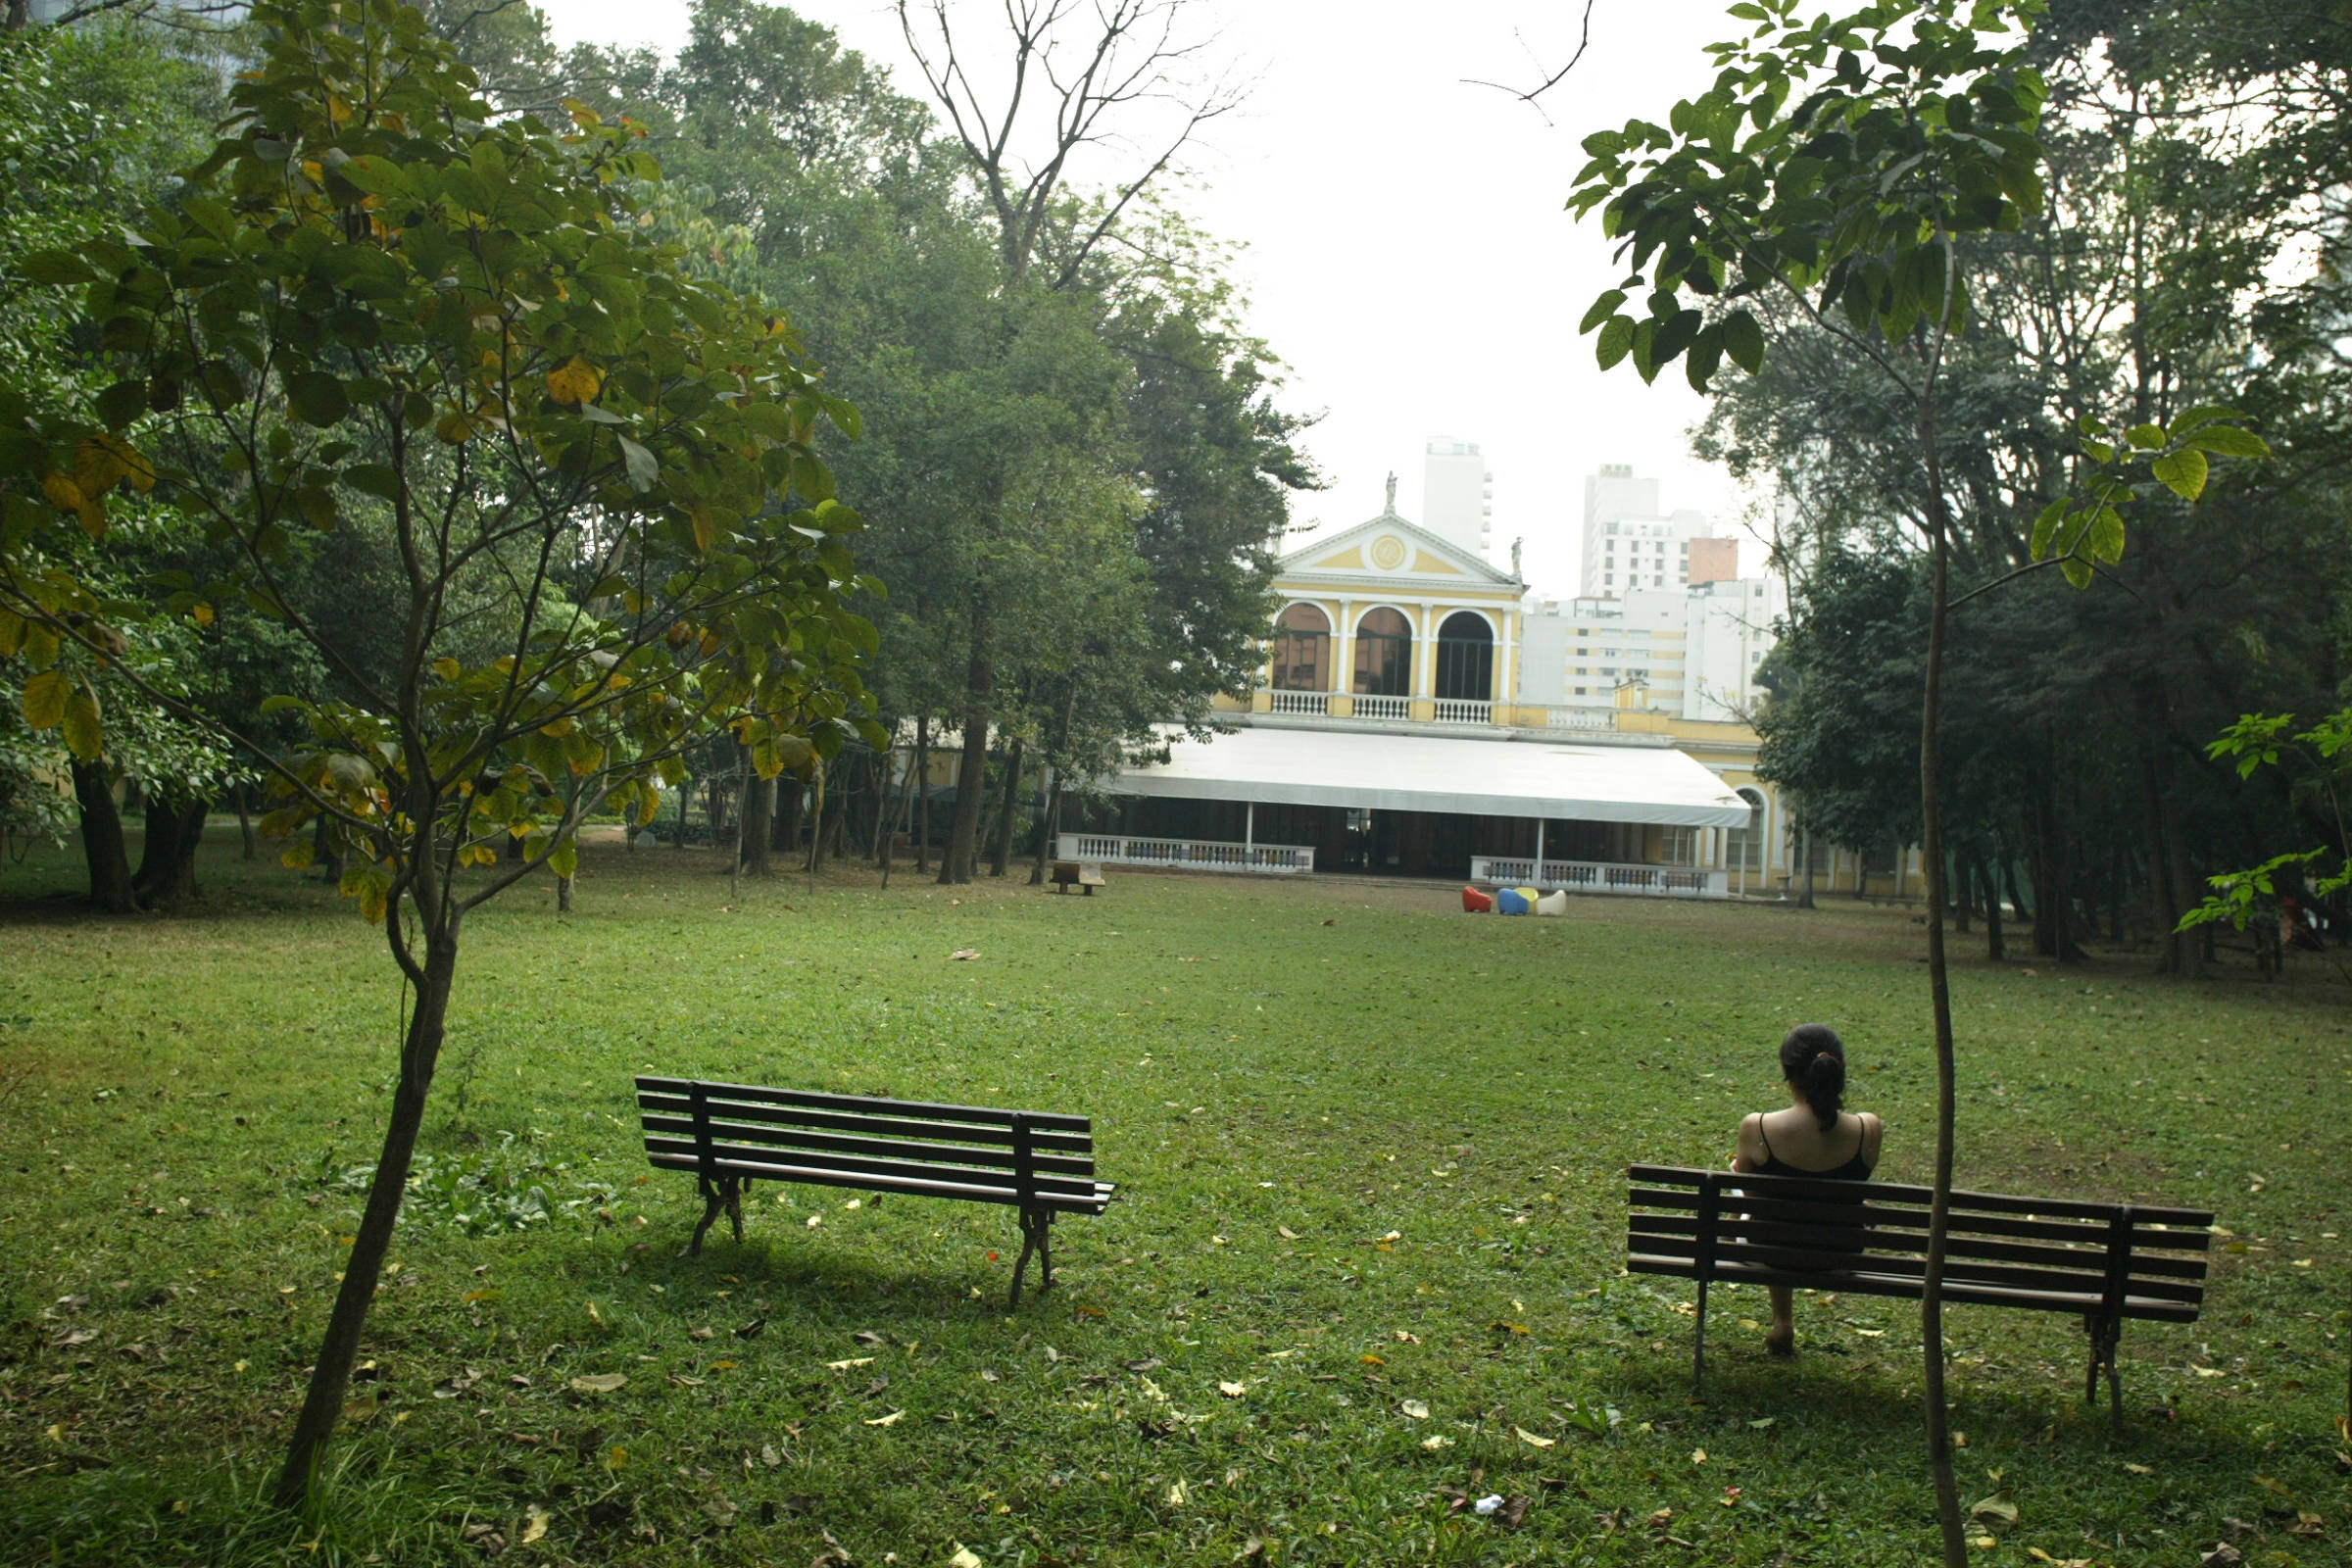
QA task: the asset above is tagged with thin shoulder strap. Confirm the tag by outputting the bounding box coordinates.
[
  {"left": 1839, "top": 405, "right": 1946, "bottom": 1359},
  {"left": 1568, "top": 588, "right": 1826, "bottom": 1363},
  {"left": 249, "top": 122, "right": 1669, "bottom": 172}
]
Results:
[{"left": 1755, "top": 1114, "right": 1775, "bottom": 1161}]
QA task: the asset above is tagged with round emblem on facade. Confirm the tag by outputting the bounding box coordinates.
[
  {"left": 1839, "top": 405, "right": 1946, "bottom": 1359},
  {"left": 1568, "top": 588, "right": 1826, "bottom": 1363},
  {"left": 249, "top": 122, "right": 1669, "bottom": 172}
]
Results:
[{"left": 1369, "top": 534, "right": 1406, "bottom": 569}]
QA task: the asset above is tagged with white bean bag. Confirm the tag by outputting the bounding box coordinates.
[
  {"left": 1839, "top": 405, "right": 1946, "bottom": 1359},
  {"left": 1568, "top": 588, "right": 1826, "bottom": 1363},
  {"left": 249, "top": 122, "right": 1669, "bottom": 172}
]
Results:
[{"left": 1535, "top": 890, "right": 1568, "bottom": 916}]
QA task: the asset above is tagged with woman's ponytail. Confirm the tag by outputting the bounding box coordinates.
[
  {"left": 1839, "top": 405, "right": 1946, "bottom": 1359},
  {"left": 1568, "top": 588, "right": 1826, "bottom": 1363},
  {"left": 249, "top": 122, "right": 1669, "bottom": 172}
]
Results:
[{"left": 1779, "top": 1023, "right": 1845, "bottom": 1131}]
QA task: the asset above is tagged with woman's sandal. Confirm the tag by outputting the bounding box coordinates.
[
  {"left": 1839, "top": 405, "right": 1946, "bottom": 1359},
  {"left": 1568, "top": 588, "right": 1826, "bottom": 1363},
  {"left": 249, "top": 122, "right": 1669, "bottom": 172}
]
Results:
[{"left": 1764, "top": 1324, "right": 1795, "bottom": 1357}]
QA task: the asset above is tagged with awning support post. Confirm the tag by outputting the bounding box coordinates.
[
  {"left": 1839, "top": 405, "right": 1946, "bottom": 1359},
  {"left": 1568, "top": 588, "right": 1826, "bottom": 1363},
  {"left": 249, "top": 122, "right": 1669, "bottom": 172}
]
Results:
[
  {"left": 1534, "top": 817, "right": 1545, "bottom": 884},
  {"left": 1245, "top": 801, "right": 1255, "bottom": 853}
]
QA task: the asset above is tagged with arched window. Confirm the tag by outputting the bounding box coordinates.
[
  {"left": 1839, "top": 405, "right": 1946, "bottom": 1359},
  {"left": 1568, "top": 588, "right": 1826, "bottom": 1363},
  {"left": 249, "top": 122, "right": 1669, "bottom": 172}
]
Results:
[
  {"left": 1727, "top": 786, "right": 1765, "bottom": 871},
  {"left": 1433, "top": 611, "right": 1494, "bottom": 702},
  {"left": 1351, "top": 607, "right": 1412, "bottom": 696},
  {"left": 1270, "top": 604, "right": 1330, "bottom": 691}
]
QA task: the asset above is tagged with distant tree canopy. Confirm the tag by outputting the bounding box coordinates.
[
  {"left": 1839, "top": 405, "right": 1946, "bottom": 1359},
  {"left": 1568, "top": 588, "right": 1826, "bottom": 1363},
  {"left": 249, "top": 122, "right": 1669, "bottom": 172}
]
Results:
[{"left": 1729, "top": 0, "right": 2352, "bottom": 971}]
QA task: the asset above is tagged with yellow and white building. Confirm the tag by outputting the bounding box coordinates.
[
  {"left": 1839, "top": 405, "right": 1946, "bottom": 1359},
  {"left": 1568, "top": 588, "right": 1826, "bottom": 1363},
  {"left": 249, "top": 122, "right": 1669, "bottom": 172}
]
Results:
[{"left": 1054, "top": 485, "right": 1929, "bottom": 899}]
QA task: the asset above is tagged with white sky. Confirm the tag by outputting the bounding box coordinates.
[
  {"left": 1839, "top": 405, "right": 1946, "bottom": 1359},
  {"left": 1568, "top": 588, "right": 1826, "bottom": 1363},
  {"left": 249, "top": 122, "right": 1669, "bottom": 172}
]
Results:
[{"left": 537, "top": 0, "right": 1761, "bottom": 599}]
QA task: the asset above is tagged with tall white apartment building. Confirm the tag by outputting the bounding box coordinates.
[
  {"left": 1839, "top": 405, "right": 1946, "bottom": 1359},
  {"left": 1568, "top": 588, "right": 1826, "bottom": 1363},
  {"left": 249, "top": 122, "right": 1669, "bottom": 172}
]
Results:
[
  {"left": 1581, "top": 464, "right": 1719, "bottom": 599},
  {"left": 1517, "top": 575, "right": 1784, "bottom": 720},
  {"left": 1421, "top": 438, "right": 1494, "bottom": 560}
]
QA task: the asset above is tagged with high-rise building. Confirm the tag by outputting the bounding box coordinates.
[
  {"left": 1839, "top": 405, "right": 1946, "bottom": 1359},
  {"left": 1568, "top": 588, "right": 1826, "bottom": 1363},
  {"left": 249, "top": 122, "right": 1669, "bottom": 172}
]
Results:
[
  {"left": 1420, "top": 438, "right": 1493, "bottom": 560},
  {"left": 1581, "top": 464, "right": 1718, "bottom": 599},
  {"left": 1516, "top": 574, "right": 1784, "bottom": 720}
]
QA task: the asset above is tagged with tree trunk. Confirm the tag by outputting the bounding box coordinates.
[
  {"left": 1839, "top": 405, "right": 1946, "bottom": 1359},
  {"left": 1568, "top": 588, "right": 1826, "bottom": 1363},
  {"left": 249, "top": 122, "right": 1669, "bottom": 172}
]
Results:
[
  {"left": 778, "top": 777, "right": 805, "bottom": 859},
  {"left": 1796, "top": 827, "right": 1816, "bottom": 908},
  {"left": 4, "top": 0, "right": 29, "bottom": 36},
  {"left": 273, "top": 925, "right": 460, "bottom": 1504},
  {"left": 805, "top": 762, "right": 828, "bottom": 874},
  {"left": 989, "top": 738, "right": 1023, "bottom": 877},
  {"left": 1978, "top": 853, "right": 2005, "bottom": 961},
  {"left": 743, "top": 772, "right": 775, "bottom": 877},
  {"left": 1031, "top": 764, "right": 1061, "bottom": 886},
  {"left": 133, "top": 797, "right": 208, "bottom": 908},
  {"left": 671, "top": 784, "right": 690, "bottom": 848},
  {"left": 1913, "top": 354, "right": 1965, "bottom": 1568},
  {"left": 233, "top": 781, "right": 259, "bottom": 860},
  {"left": 942, "top": 611, "right": 994, "bottom": 885},
  {"left": 913, "top": 715, "right": 932, "bottom": 874},
  {"left": 71, "top": 760, "right": 135, "bottom": 913}
]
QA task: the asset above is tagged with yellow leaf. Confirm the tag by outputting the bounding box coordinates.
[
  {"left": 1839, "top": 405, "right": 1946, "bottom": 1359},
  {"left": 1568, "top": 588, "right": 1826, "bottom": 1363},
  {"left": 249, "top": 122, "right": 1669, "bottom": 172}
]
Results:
[
  {"left": 1359, "top": 1353, "right": 1385, "bottom": 1366},
  {"left": 434, "top": 411, "right": 472, "bottom": 444},
  {"left": 432, "top": 657, "right": 460, "bottom": 680},
  {"left": 1218, "top": 1380, "right": 1247, "bottom": 1398},
  {"left": 41, "top": 471, "right": 85, "bottom": 514},
  {"left": 567, "top": 1373, "right": 627, "bottom": 1394},
  {"left": 62, "top": 684, "right": 102, "bottom": 760},
  {"left": 191, "top": 602, "right": 214, "bottom": 627},
  {"left": 546, "top": 356, "right": 602, "bottom": 406},
  {"left": 1514, "top": 1426, "right": 1556, "bottom": 1448},
  {"left": 518, "top": 1508, "right": 548, "bottom": 1545},
  {"left": 690, "top": 503, "right": 715, "bottom": 554},
  {"left": 863, "top": 1409, "right": 904, "bottom": 1427},
  {"left": 22, "top": 667, "right": 69, "bottom": 729}
]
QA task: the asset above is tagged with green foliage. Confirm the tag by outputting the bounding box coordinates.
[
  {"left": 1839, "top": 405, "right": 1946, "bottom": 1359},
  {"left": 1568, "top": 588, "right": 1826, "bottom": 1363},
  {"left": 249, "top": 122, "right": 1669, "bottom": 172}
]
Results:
[
  {"left": 2180, "top": 709, "right": 2352, "bottom": 934},
  {"left": 0, "top": 0, "right": 880, "bottom": 919}
]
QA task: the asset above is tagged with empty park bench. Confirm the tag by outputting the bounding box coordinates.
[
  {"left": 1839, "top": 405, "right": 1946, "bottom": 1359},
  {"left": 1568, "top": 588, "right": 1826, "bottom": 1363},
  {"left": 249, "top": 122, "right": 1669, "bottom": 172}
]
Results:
[
  {"left": 1625, "top": 1164, "right": 2215, "bottom": 1430},
  {"left": 1050, "top": 859, "right": 1105, "bottom": 895},
  {"left": 635, "top": 1076, "right": 1113, "bottom": 1305}
]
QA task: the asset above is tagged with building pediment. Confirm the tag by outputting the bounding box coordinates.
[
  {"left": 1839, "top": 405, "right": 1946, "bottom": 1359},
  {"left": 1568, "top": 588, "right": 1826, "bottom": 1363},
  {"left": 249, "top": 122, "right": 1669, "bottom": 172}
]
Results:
[{"left": 1279, "top": 510, "right": 1518, "bottom": 588}]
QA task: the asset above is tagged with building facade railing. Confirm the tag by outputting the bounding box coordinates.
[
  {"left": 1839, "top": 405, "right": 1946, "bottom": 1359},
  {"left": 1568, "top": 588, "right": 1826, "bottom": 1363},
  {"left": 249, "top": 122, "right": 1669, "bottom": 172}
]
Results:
[
  {"left": 1349, "top": 694, "right": 1411, "bottom": 720},
  {"left": 1057, "top": 834, "right": 1315, "bottom": 874},
  {"left": 1432, "top": 699, "right": 1493, "bottom": 724},
  {"left": 1266, "top": 690, "right": 1331, "bottom": 716},
  {"left": 1469, "top": 856, "right": 1726, "bottom": 899},
  {"left": 1541, "top": 706, "right": 1616, "bottom": 732}
]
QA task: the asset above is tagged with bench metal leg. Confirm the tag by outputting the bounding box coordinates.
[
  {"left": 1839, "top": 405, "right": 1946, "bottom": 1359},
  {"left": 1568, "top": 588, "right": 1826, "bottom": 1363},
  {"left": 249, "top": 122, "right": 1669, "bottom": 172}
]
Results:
[
  {"left": 690, "top": 1176, "right": 741, "bottom": 1257},
  {"left": 2083, "top": 1313, "right": 2124, "bottom": 1434},
  {"left": 1691, "top": 1277, "right": 1709, "bottom": 1396},
  {"left": 1008, "top": 1206, "right": 1053, "bottom": 1308}
]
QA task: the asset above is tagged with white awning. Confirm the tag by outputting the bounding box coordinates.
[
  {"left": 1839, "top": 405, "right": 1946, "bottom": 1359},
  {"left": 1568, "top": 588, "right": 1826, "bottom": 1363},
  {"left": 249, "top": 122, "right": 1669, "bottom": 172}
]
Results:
[{"left": 1113, "top": 725, "right": 1753, "bottom": 827}]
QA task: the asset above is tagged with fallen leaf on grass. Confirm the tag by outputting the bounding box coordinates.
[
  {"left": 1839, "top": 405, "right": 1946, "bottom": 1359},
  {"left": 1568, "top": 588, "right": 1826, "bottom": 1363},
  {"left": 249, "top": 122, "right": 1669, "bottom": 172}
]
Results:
[
  {"left": 949, "top": 950, "right": 980, "bottom": 961},
  {"left": 949, "top": 1546, "right": 984, "bottom": 1568},
  {"left": 2124, "top": 1462, "right": 2152, "bottom": 1476},
  {"left": 519, "top": 1508, "right": 549, "bottom": 1546},
  {"left": 1968, "top": 1493, "right": 2018, "bottom": 1525},
  {"left": 855, "top": 1331, "right": 886, "bottom": 1347},
  {"left": 1166, "top": 1480, "right": 1188, "bottom": 1505},
  {"left": 1219, "top": 1381, "right": 1247, "bottom": 1397},
  {"left": 568, "top": 1373, "right": 627, "bottom": 1395},
  {"left": 1421, "top": 1435, "right": 1451, "bottom": 1449},
  {"left": 1399, "top": 1399, "right": 1430, "bottom": 1420},
  {"left": 1490, "top": 1321, "right": 1531, "bottom": 1336},
  {"left": 2253, "top": 1475, "right": 2292, "bottom": 1497},
  {"left": 2199, "top": 1547, "right": 2241, "bottom": 1568},
  {"left": 1514, "top": 1426, "right": 1555, "bottom": 1449},
  {"left": 1392, "top": 1330, "right": 1420, "bottom": 1344},
  {"left": 863, "top": 1410, "right": 904, "bottom": 1427},
  {"left": 827, "top": 1357, "right": 875, "bottom": 1371},
  {"left": 2025, "top": 1549, "right": 2090, "bottom": 1567},
  {"left": 1690, "top": 1448, "right": 1707, "bottom": 1465},
  {"left": 2285, "top": 1512, "right": 2325, "bottom": 1538},
  {"left": 52, "top": 1327, "right": 98, "bottom": 1348},
  {"left": 1277, "top": 1226, "right": 1299, "bottom": 1241},
  {"left": 1360, "top": 1353, "right": 1386, "bottom": 1366},
  {"left": 733, "top": 1319, "right": 765, "bottom": 1339}
]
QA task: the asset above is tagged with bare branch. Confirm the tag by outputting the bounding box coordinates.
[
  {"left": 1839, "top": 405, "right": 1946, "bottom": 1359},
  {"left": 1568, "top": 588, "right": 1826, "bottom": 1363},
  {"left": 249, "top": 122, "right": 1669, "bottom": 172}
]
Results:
[{"left": 1461, "top": 0, "right": 1597, "bottom": 113}]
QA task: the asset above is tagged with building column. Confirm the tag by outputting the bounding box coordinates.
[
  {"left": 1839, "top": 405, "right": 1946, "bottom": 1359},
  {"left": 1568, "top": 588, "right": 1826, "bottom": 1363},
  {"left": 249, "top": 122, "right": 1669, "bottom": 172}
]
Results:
[
  {"left": 1417, "top": 601, "right": 1436, "bottom": 697},
  {"left": 1534, "top": 816, "right": 1545, "bottom": 880},
  {"left": 1335, "top": 597, "right": 1354, "bottom": 694}
]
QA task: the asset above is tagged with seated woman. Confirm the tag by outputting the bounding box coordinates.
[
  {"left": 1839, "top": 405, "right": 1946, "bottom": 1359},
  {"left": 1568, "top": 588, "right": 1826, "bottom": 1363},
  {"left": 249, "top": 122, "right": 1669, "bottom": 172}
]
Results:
[{"left": 1730, "top": 1023, "right": 1883, "bottom": 1356}]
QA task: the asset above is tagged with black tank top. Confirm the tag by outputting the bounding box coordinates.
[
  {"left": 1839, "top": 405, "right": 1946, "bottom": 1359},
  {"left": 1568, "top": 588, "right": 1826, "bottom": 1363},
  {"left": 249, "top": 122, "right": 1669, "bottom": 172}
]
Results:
[{"left": 1757, "top": 1114, "right": 1874, "bottom": 1180}]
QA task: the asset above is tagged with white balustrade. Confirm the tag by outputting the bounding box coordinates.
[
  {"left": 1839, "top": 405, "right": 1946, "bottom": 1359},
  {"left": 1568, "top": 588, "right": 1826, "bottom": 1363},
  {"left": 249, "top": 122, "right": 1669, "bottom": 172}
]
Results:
[
  {"left": 1350, "top": 694, "right": 1411, "bottom": 720},
  {"left": 1266, "top": 690, "right": 1331, "bottom": 716},
  {"left": 1469, "top": 856, "right": 1726, "bottom": 898},
  {"left": 1542, "top": 706, "right": 1616, "bottom": 731},
  {"left": 1432, "top": 699, "right": 1493, "bottom": 724},
  {"left": 1057, "top": 834, "right": 1315, "bottom": 874}
]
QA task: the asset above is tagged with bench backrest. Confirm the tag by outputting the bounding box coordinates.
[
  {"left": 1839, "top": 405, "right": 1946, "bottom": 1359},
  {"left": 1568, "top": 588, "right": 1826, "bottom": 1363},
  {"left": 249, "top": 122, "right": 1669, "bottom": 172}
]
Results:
[
  {"left": 1627, "top": 1164, "right": 2213, "bottom": 1322},
  {"left": 636, "top": 1076, "right": 1102, "bottom": 1210}
]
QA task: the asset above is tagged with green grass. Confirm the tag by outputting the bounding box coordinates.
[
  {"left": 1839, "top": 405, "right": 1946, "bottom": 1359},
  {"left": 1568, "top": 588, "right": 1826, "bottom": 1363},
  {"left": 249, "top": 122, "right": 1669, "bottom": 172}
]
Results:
[{"left": 1, "top": 836, "right": 2346, "bottom": 1567}]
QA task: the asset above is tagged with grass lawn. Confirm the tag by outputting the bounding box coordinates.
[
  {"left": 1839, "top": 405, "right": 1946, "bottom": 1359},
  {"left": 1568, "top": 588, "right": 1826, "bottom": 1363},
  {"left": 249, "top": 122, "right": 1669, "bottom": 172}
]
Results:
[{"left": 1, "top": 835, "right": 2346, "bottom": 1567}]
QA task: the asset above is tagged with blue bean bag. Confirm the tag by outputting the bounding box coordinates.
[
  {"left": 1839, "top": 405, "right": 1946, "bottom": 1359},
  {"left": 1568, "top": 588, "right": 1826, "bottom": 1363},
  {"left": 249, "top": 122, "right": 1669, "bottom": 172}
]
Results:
[{"left": 1496, "top": 887, "right": 1532, "bottom": 915}]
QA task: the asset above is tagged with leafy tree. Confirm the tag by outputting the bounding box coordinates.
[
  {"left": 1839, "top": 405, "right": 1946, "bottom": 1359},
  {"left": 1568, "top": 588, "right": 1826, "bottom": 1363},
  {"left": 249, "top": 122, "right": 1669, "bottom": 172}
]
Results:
[
  {"left": 1567, "top": 2, "right": 2265, "bottom": 1554},
  {"left": 0, "top": 0, "right": 876, "bottom": 1503}
]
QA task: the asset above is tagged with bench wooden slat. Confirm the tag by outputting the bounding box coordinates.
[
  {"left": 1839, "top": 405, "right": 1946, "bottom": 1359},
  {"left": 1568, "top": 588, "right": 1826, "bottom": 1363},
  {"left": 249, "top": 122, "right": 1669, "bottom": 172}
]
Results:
[
  {"left": 1627, "top": 1254, "right": 2203, "bottom": 1322},
  {"left": 1626, "top": 1231, "right": 2208, "bottom": 1304},
  {"left": 1637, "top": 1212, "right": 2201, "bottom": 1288},
  {"left": 644, "top": 1134, "right": 1107, "bottom": 1202},
  {"left": 639, "top": 1111, "right": 1100, "bottom": 1179},
  {"left": 1628, "top": 1164, "right": 2214, "bottom": 1227},
  {"left": 638, "top": 1089, "right": 1096, "bottom": 1154},
  {"left": 1633, "top": 1192, "right": 2214, "bottom": 1259},
  {"left": 636, "top": 1075, "right": 1093, "bottom": 1135},
  {"left": 649, "top": 1150, "right": 1113, "bottom": 1211}
]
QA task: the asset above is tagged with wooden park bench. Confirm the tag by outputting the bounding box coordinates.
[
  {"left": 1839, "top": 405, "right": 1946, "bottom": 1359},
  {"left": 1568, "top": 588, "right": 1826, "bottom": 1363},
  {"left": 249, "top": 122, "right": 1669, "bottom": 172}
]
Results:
[
  {"left": 1625, "top": 1164, "right": 2215, "bottom": 1430},
  {"left": 1050, "top": 859, "right": 1105, "bottom": 895},
  {"left": 635, "top": 1076, "right": 1114, "bottom": 1305}
]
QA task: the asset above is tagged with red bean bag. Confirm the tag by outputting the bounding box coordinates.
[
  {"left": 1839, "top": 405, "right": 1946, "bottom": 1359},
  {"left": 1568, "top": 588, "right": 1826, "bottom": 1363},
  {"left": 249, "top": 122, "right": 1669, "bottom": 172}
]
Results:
[{"left": 1461, "top": 886, "right": 1494, "bottom": 913}]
